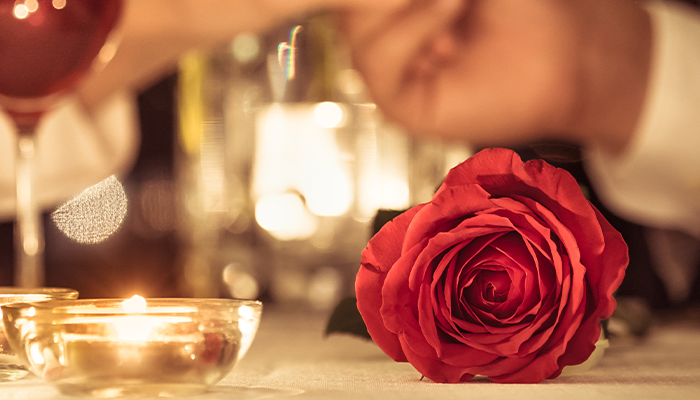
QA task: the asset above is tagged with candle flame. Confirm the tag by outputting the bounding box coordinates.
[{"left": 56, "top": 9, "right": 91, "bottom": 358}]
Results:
[
  {"left": 110, "top": 296, "right": 152, "bottom": 341},
  {"left": 121, "top": 295, "right": 147, "bottom": 313}
]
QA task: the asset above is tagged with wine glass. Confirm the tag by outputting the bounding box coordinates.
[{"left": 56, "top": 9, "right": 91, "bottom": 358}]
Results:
[{"left": 0, "top": 0, "right": 123, "bottom": 287}]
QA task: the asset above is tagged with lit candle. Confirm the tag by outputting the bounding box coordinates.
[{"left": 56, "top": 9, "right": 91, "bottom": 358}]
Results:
[
  {"left": 2, "top": 296, "right": 261, "bottom": 397},
  {"left": 61, "top": 295, "right": 196, "bottom": 342}
]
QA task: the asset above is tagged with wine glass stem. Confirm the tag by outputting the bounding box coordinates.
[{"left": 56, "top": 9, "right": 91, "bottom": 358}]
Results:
[{"left": 15, "top": 126, "right": 44, "bottom": 288}]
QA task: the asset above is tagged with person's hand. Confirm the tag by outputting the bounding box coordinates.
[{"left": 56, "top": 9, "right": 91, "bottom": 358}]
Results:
[{"left": 341, "top": 0, "right": 652, "bottom": 153}]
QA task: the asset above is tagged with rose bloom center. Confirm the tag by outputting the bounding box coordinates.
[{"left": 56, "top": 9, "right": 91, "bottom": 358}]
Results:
[{"left": 467, "top": 269, "right": 511, "bottom": 305}]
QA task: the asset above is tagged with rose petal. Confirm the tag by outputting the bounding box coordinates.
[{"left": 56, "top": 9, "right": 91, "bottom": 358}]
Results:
[
  {"left": 440, "top": 148, "right": 606, "bottom": 273},
  {"left": 461, "top": 352, "right": 539, "bottom": 381},
  {"left": 496, "top": 290, "right": 587, "bottom": 383},
  {"left": 437, "top": 340, "right": 503, "bottom": 368},
  {"left": 553, "top": 209, "right": 628, "bottom": 372},
  {"left": 402, "top": 185, "right": 497, "bottom": 254},
  {"left": 356, "top": 205, "right": 424, "bottom": 362},
  {"left": 382, "top": 239, "right": 452, "bottom": 361},
  {"left": 398, "top": 334, "right": 475, "bottom": 383},
  {"left": 460, "top": 252, "right": 516, "bottom": 318}
]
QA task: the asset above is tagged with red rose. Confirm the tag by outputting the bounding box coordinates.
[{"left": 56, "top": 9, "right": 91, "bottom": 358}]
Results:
[{"left": 356, "top": 148, "right": 628, "bottom": 383}]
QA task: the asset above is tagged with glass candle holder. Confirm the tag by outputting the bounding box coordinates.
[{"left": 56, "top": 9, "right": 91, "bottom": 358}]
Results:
[
  {"left": 0, "top": 287, "right": 79, "bottom": 382},
  {"left": 1, "top": 297, "right": 262, "bottom": 397}
]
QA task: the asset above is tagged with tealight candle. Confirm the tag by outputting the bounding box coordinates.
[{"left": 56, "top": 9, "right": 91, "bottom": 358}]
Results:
[{"left": 1, "top": 296, "right": 262, "bottom": 397}]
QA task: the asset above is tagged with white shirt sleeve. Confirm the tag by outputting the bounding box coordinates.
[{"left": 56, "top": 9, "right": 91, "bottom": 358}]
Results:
[
  {"left": 0, "top": 91, "right": 140, "bottom": 220},
  {"left": 585, "top": 0, "right": 700, "bottom": 237}
]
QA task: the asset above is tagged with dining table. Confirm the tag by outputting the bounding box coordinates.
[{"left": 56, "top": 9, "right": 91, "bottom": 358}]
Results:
[{"left": 2, "top": 305, "right": 699, "bottom": 400}]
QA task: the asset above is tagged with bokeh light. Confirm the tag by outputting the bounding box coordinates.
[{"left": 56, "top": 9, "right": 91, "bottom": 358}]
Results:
[
  {"left": 302, "top": 167, "right": 353, "bottom": 217},
  {"left": 51, "top": 175, "right": 128, "bottom": 244},
  {"left": 313, "top": 102, "right": 344, "bottom": 129},
  {"left": 223, "top": 263, "right": 260, "bottom": 300},
  {"left": 52, "top": 0, "right": 66, "bottom": 10},
  {"left": 307, "top": 267, "right": 343, "bottom": 310},
  {"left": 13, "top": 4, "right": 29, "bottom": 19},
  {"left": 232, "top": 32, "right": 260, "bottom": 64},
  {"left": 25, "top": 0, "right": 38, "bottom": 12},
  {"left": 254, "top": 193, "right": 317, "bottom": 241}
]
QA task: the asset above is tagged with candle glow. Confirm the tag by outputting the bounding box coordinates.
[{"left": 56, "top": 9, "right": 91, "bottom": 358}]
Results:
[
  {"left": 2, "top": 298, "right": 262, "bottom": 397},
  {"left": 110, "top": 295, "right": 192, "bottom": 341},
  {"left": 121, "top": 295, "right": 147, "bottom": 313}
]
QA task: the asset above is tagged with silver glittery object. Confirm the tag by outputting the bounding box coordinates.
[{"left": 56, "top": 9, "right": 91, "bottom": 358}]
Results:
[{"left": 51, "top": 175, "right": 128, "bottom": 244}]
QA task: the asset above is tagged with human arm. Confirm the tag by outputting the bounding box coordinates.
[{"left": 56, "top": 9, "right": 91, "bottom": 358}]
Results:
[{"left": 77, "top": 0, "right": 409, "bottom": 110}]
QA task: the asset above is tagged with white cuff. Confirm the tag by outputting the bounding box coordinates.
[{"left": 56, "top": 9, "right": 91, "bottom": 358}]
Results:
[
  {"left": 0, "top": 92, "right": 140, "bottom": 220},
  {"left": 585, "top": 0, "right": 700, "bottom": 237}
]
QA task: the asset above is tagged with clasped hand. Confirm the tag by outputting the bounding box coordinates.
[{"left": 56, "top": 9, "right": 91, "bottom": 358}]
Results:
[{"left": 340, "top": 0, "right": 651, "bottom": 153}]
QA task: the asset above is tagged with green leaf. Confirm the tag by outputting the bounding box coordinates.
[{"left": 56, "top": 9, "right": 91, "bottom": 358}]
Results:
[
  {"left": 325, "top": 297, "right": 371, "bottom": 340},
  {"left": 325, "top": 210, "right": 407, "bottom": 341}
]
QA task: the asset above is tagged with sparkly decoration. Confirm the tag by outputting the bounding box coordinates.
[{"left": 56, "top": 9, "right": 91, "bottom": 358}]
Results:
[{"left": 51, "top": 175, "right": 128, "bottom": 244}]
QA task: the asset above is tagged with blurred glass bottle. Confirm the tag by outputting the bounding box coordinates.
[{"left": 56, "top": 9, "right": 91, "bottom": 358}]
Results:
[{"left": 175, "top": 14, "right": 470, "bottom": 306}]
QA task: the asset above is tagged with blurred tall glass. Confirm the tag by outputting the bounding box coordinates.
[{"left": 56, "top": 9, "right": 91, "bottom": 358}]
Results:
[{"left": 175, "top": 14, "right": 471, "bottom": 308}]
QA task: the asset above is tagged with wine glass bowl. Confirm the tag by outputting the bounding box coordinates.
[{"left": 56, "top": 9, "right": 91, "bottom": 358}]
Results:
[
  {"left": 0, "top": 0, "right": 123, "bottom": 119},
  {"left": 0, "top": 0, "right": 124, "bottom": 287}
]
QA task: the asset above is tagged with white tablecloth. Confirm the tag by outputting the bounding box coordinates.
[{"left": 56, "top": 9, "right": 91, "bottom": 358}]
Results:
[{"left": 2, "top": 307, "right": 699, "bottom": 399}]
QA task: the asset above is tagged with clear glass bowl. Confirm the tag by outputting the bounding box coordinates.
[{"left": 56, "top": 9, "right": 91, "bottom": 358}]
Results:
[
  {"left": 0, "top": 287, "right": 79, "bottom": 382},
  {"left": 1, "top": 297, "right": 262, "bottom": 397}
]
